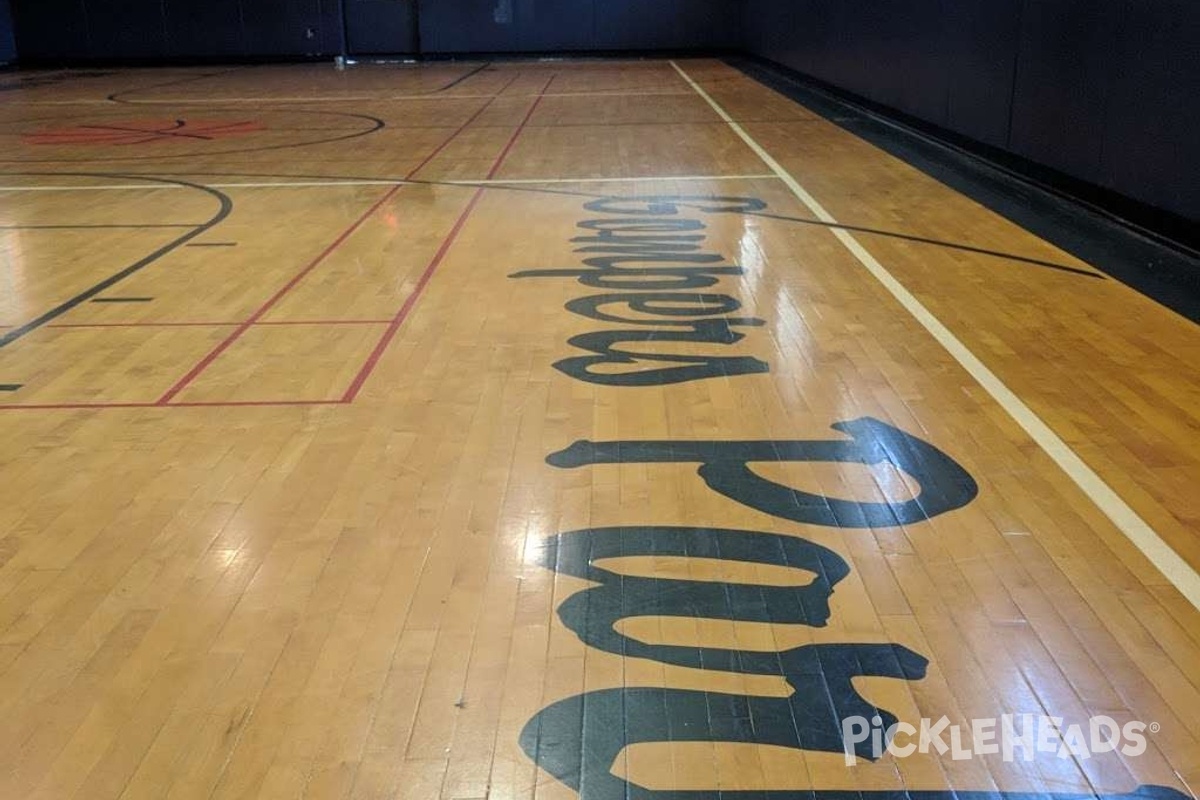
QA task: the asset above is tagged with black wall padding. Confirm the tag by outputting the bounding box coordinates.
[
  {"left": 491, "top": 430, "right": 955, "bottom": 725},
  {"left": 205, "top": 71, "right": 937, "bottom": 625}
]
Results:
[
  {"left": 344, "top": 0, "right": 418, "bottom": 55},
  {"left": 9, "top": 0, "right": 738, "bottom": 60},
  {"left": 417, "top": 0, "right": 739, "bottom": 52},
  {"left": 0, "top": 0, "right": 18, "bottom": 63},
  {"left": 11, "top": 0, "right": 343, "bottom": 60},
  {"left": 741, "top": 0, "right": 1199, "bottom": 222}
]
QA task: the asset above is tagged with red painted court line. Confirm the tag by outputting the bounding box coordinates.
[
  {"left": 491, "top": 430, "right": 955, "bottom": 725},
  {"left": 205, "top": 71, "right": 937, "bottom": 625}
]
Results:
[
  {"left": 50, "top": 321, "right": 239, "bottom": 329},
  {"left": 154, "top": 182, "right": 406, "bottom": 405},
  {"left": 406, "top": 72, "right": 521, "bottom": 179},
  {"left": 486, "top": 74, "right": 554, "bottom": 180},
  {"left": 258, "top": 319, "right": 391, "bottom": 326},
  {"left": 0, "top": 399, "right": 344, "bottom": 411},
  {"left": 154, "top": 87, "right": 513, "bottom": 406},
  {"left": 10, "top": 75, "right": 545, "bottom": 414},
  {"left": 0, "top": 402, "right": 152, "bottom": 410},
  {"left": 339, "top": 188, "right": 486, "bottom": 403},
  {"left": 47, "top": 319, "right": 392, "bottom": 329},
  {"left": 340, "top": 76, "right": 555, "bottom": 403},
  {"left": 174, "top": 399, "right": 344, "bottom": 408}
]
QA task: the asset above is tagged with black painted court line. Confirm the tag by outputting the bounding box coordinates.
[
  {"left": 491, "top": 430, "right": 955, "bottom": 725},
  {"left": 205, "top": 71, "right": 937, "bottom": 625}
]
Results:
[
  {"left": 435, "top": 62, "right": 491, "bottom": 92},
  {"left": 91, "top": 297, "right": 155, "bottom": 303},
  {"left": 106, "top": 68, "right": 244, "bottom": 105},
  {"left": 81, "top": 122, "right": 217, "bottom": 142},
  {"left": 0, "top": 173, "right": 233, "bottom": 350},
  {"left": 727, "top": 56, "right": 1200, "bottom": 323},
  {"left": 193, "top": 168, "right": 1105, "bottom": 279},
  {"left": 0, "top": 384, "right": 22, "bottom": 392},
  {"left": 742, "top": 210, "right": 1105, "bottom": 279}
]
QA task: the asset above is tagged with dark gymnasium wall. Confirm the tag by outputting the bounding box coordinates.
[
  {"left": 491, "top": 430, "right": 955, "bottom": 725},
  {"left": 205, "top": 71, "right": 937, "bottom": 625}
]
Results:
[
  {"left": 418, "top": 0, "right": 738, "bottom": 53},
  {"left": 8, "top": 0, "right": 737, "bottom": 60},
  {"left": 4, "top": 0, "right": 1197, "bottom": 224},
  {"left": 0, "top": 0, "right": 15, "bottom": 64},
  {"left": 9, "top": 0, "right": 346, "bottom": 60},
  {"left": 741, "top": 0, "right": 1200, "bottom": 223}
]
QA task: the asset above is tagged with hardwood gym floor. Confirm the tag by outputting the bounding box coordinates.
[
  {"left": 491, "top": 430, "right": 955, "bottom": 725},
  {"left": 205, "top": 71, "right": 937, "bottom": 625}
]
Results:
[{"left": 0, "top": 59, "right": 1197, "bottom": 800}]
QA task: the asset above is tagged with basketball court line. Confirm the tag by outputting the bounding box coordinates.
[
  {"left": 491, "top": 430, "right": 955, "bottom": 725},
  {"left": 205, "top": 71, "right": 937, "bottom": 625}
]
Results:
[
  {"left": 105, "top": 68, "right": 245, "bottom": 105},
  {"left": 0, "top": 159, "right": 1095, "bottom": 360},
  {"left": 9, "top": 90, "right": 700, "bottom": 106},
  {"left": 0, "top": 175, "right": 780, "bottom": 192},
  {"left": 92, "top": 168, "right": 1100, "bottom": 277},
  {"left": 151, "top": 181, "right": 400, "bottom": 405},
  {"left": 0, "top": 222, "right": 197, "bottom": 229},
  {"left": 1, "top": 118, "right": 386, "bottom": 167},
  {"left": 0, "top": 77, "right": 1105, "bottom": 419},
  {"left": 343, "top": 73, "right": 557, "bottom": 402},
  {"left": 668, "top": 59, "right": 1200, "bottom": 611},
  {"left": 0, "top": 83, "right": 554, "bottom": 411},
  {"left": 442, "top": 174, "right": 779, "bottom": 185},
  {"left": 154, "top": 77, "right": 544, "bottom": 405},
  {"left": 0, "top": 175, "right": 233, "bottom": 351},
  {"left": 0, "top": 399, "right": 344, "bottom": 410},
  {"left": 46, "top": 319, "right": 393, "bottom": 328}
]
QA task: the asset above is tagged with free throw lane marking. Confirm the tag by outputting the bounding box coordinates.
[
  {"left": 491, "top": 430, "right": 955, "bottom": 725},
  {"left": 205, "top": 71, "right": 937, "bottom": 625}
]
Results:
[
  {"left": 668, "top": 59, "right": 1200, "bottom": 611},
  {"left": 0, "top": 175, "right": 780, "bottom": 193}
]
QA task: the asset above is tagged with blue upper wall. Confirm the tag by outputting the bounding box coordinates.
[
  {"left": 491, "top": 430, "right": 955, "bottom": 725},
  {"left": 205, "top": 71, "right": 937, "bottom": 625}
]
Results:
[{"left": 741, "top": 0, "right": 1200, "bottom": 222}]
